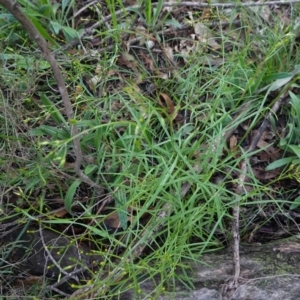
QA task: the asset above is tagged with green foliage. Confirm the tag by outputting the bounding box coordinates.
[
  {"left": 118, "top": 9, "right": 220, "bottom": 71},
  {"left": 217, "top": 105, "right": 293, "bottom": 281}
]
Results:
[{"left": 0, "top": 0, "right": 79, "bottom": 45}]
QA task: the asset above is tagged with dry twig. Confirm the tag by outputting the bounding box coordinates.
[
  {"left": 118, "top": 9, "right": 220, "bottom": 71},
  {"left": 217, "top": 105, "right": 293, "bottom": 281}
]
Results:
[{"left": 222, "top": 92, "right": 288, "bottom": 300}]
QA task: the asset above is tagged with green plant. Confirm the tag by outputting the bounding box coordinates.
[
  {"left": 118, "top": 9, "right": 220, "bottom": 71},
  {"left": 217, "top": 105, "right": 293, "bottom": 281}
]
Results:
[{"left": 2, "top": 0, "right": 300, "bottom": 298}]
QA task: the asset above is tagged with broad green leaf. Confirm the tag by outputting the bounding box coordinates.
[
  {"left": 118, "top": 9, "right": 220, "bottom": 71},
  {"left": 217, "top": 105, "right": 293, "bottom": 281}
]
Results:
[
  {"left": 279, "top": 138, "right": 287, "bottom": 148},
  {"left": 265, "top": 156, "right": 295, "bottom": 171},
  {"left": 269, "top": 65, "right": 300, "bottom": 91},
  {"left": 290, "top": 195, "right": 300, "bottom": 210},
  {"left": 64, "top": 179, "right": 81, "bottom": 214},
  {"left": 269, "top": 75, "right": 294, "bottom": 91},
  {"left": 263, "top": 72, "right": 293, "bottom": 81},
  {"left": 257, "top": 65, "right": 300, "bottom": 93},
  {"left": 52, "top": 3, "right": 61, "bottom": 15},
  {"left": 85, "top": 164, "right": 98, "bottom": 175},
  {"left": 145, "top": 0, "right": 152, "bottom": 25},
  {"left": 61, "top": 26, "right": 79, "bottom": 41},
  {"left": 292, "top": 158, "right": 300, "bottom": 164},
  {"left": 164, "top": 18, "right": 182, "bottom": 28},
  {"left": 117, "top": 209, "right": 128, "bottom": 231},
  {"left": 40, "top": 94, "right": 67, "bottom": 125},
  {"left": 0, "top": 13, "right": 15, "bottom": 22},
  {"left": 50, "top": 21, "right": 61, "bottom": 35},
  {"left": 287, "top": 144, "right": 300, "bottom": 158}
]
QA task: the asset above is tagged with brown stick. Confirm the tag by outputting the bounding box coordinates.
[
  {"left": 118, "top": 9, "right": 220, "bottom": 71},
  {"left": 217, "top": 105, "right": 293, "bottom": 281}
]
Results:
[{"left": 222, "top": 92, "right": 288, "bottom": 300}]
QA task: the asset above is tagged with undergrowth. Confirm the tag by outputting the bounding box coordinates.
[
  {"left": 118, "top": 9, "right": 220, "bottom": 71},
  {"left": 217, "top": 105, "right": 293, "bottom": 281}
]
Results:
[{"left": 1, "top": 1, "right": 300, "bottom": 299}]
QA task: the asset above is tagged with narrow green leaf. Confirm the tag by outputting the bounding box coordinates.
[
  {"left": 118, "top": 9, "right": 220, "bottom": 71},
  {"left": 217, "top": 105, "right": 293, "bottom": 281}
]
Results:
[
  {"left": 263, "top": 72, "right": 292, "bottom": 81},
  {"left": 289, "top": 91, "right": 300, "bottom": 126},
  {"left": 54, "top": 144, "right": 67, "bottom": 168},
  {"left": 64, "top": 180, "right": 82, "bottom": 214},
  {"left": 79, "top": 223, "right": 110, "bottom": 239},
  {"left": 265, "top": 157, "right": 295, "bottom": 171},
  {"left": 29, "top": 125, "right": 70, "bottom": 139},
  {"left": 62, "top": 0, "right": 70, "bottom": 14},
  {"left": 115, "top": 188, "right": 128, "bottom": 230},
  {"left": 16, "top": 0, "right": 37, "bottom": 10},
  {"left": 145, "top": 0, "right": 152, "bottom": 25},
  {"left": 269, "top": 75, "right": 293, "bottom": 91},
  {"left": 42, "top": 220, "right": 111, "bottom": 239},
  {"left": 85, "top": 164, "right": 98, "bottom": 175},
  {"left": 153, "top": 0, "right": 163, "bottom": 24},
  {"left": 287, "top": 145, "right": 300, "bottom": 159},
  {"left": 30, "top": 17, "right": 59, "bottom": 46},
  {"left": 290, "top": 195, "right": 300, "bottom": 210},
  {"left": 40, "top": 94, "right": 67, "bottom": 125}
]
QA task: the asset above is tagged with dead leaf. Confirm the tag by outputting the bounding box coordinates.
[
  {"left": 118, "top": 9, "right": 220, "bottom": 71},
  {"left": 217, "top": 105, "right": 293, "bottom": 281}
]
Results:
[
  {"left": 163, "top": 46, "right": 176, "bottom": 65},
  {"left": 158, "top": 92, "right": 175, "bottom": 116},
  {"left": 194, "top": 23, "right": 221, "bottom": 50},
  {"left": 117, "top": 52, "right": 138, "bottom": 71},
  {"left": 103, "top": 208, "right": 134, "bottom": 230},
  {"left": 253, "top": 168, "right": 280, "bottom": 180},
  {"left": 53, "top": 208, "right": 68, "bottom": 218},
  {"left": 13, "top": 276, "right": 43, "bottom": 288},
  {"left": 229, "top": 135, "right": 238, "bottom": 151},
  {"left": 201, "top": 8, "right": 212, "bottom": 21}
]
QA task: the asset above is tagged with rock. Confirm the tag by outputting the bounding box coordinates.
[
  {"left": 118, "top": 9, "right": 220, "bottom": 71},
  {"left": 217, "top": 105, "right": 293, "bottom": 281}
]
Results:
[
  {"left": 118, "top": 235, "right": 300, "bottom": 300},
  {"left": 2, "top": 219, "right": 300, "bottom": 299}
]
